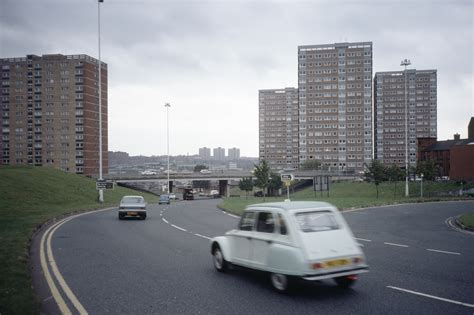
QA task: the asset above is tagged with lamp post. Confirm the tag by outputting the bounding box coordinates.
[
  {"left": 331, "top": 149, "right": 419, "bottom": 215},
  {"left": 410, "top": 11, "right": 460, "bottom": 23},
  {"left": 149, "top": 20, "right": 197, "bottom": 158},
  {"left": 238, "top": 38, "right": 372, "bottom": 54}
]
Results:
[
  {"left": 165, "top": 103, "right": 171, "bottom": 194},
  {"left": 420, "top": 173, "right": 424, "bottom": 198},
  {"left": 98, "top": 0, "right": 104, "bottom": 203},
  {"left": 401, "top": 58, "right": 411, "bottom": 197}
]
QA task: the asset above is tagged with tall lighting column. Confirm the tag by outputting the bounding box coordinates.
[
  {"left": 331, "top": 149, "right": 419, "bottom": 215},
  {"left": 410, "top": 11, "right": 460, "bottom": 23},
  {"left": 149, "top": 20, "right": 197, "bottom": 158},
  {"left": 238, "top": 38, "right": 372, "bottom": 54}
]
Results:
[
  {"left": 401, "top": 59, "right": 411, "bottom": 197},
  {"left": 98, "top": 0, "right": 104, "bottom": 203},
  {"left": 165, "top": 103, "right": 171, "bottom": 194}
]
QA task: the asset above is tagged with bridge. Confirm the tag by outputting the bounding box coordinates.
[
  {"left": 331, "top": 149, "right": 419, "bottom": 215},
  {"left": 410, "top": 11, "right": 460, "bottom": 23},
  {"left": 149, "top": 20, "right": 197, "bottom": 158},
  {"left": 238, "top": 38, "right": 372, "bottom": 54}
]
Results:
[{"left": 105, "top": 170, "right": 360, "bottom": 197}]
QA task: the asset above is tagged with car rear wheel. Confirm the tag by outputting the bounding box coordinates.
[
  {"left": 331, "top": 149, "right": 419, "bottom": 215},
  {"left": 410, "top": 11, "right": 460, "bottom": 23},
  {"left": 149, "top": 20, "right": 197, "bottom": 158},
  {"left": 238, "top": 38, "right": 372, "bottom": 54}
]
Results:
[
  {"left": 213, "top": 245, "right": 227, "bottom": 272},
  {"left": 270, "top": 273, "right": 290, "bottom": 292},
  {"left": 334, "top": 275, "right": 357, "bottom": 288}
]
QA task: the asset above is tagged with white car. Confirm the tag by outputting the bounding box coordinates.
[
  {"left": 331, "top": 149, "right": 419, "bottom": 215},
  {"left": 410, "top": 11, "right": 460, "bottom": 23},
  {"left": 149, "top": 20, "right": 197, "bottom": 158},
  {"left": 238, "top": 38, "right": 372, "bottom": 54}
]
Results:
[
  {"left": 200, "top": 169, "right": 211, "bottom": 174},
  {"left": 210, "top": 201, "right": 368, "bottom": 292},
  {"left": 118, "top": 196, "right": 147, "bottom": 220},
  {"left": 141, "top": 170, "right": 157, "bottom": 175}
]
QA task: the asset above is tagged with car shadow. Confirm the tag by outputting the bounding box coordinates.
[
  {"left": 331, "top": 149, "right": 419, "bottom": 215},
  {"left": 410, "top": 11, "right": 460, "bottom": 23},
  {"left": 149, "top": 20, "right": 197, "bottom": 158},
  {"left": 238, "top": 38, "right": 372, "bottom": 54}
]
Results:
[{"left": 223, "top": 265, "right": 361, "bottom": 299}]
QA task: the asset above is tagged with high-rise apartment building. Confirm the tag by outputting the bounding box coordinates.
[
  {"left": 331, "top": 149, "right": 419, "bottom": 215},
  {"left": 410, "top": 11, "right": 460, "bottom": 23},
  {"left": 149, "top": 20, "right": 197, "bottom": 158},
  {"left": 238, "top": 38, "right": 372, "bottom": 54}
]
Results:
[
  {"left": 213, "top": 147, "right": 225, "bottom": 161},
  {"left": 0, "top": 54, "right": 108, "bottom": 176},
  {"left": 374, "top": 69, "right": 437, "bottom": 167},
  {"left": 198, "top": 147, "right": 211, "bottom": 159},
  {"left": 298, "top": 42, "right": 373, "bottom": 172},
  {"left": 259, "top": 88, "right": 299, "bottom": 170},
  {"left": 227, "top": 147, "right": 240, "bottom": 160}
]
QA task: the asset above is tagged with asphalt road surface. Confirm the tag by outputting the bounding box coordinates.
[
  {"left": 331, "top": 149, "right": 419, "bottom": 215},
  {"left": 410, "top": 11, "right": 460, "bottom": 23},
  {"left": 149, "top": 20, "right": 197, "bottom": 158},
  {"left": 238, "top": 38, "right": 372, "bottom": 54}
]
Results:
[{"left": 32, "top": 199, "right": 474, "bottom": 314}]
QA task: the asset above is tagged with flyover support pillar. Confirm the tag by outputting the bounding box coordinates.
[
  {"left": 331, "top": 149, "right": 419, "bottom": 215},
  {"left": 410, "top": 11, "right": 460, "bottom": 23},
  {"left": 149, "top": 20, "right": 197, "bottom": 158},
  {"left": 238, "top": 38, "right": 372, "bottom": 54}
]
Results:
[{"left": 219, "top": 180, "right": 230, "bottom": 197}]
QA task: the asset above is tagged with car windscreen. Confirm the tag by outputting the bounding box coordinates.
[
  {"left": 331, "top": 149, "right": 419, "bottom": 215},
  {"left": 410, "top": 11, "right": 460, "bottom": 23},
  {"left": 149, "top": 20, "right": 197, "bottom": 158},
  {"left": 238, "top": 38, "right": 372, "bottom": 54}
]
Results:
[
  {"left": 121, "top": 197, "right": 144, "bottom": 204},
  {"left": 295, "top": 211, "right": 340, "bottom": 233}
]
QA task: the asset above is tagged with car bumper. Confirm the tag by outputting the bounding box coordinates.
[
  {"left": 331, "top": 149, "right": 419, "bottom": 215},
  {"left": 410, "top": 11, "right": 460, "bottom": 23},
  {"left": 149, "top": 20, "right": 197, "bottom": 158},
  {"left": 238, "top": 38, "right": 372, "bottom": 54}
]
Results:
[
  {"left": 302, "top": 266, "right": 369, "bottom": 281},
  {"left": 119, "top": 210, "right": 147, "bottom": 217}
]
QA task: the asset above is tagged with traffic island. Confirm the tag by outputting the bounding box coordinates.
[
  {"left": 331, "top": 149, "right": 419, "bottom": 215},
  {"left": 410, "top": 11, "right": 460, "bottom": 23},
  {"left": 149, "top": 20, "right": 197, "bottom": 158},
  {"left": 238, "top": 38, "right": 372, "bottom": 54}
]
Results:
[{"left": 456, "top": 213, "right": 474, "bottom": 232}]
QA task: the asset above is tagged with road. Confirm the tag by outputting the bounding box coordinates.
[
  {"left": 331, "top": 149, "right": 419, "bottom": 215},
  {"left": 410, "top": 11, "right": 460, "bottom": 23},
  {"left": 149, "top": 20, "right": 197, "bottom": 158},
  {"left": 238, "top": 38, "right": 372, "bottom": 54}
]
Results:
[{"left": 32, "top": 200, "right": 474, "bottom": 314}]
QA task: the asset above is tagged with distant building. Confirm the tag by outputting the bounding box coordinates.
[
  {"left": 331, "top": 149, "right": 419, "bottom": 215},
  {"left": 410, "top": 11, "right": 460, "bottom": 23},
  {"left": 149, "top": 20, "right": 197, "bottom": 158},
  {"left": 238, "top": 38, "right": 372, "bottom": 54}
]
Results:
[
  {"left": 0, "top": 54, "right": 108, "bottom": 176},
  {"left": 213, "top": 147, "right": 225, "bottom": 161},
  {"left": 228, "top": 147, "right": 240, "bottom": 160},
  {"left": 198, "top": 147, "right": 211, "bottom": 159},
  {"left": 298, "top": 42, "right": 373, "bottom": 172},
  {"left": 375, "top": 69, "right": 437, "bottom": 168},
  {"left": 418, "top": 118, "right": 474, "bottom": 181},
  {"left": 259, "top": 88, "right": 299, "bottom": 170}
]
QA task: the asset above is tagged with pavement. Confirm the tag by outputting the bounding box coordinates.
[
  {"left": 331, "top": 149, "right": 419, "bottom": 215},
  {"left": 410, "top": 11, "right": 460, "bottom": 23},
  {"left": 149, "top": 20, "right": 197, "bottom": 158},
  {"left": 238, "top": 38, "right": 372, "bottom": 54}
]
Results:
[{"left": 31, "top": 199, "right": 474, "bottom": 314}]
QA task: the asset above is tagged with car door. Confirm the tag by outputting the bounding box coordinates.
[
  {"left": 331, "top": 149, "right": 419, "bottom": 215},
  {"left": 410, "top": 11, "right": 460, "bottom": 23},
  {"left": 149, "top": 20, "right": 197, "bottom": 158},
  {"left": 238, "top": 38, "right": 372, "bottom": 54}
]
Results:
[
  {"left": 250, "top": 211, "right": 276, "bottom": 268},
  {"left": 228, "top": 211, "right": 255, "bottom": 266}
]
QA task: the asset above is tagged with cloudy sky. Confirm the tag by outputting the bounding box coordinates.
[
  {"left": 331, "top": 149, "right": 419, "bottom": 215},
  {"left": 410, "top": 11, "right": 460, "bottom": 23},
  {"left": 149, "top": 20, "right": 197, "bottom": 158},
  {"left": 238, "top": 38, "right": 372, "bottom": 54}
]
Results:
[{"left": 1, "top": 0, "right": 472, "bottom": 157}]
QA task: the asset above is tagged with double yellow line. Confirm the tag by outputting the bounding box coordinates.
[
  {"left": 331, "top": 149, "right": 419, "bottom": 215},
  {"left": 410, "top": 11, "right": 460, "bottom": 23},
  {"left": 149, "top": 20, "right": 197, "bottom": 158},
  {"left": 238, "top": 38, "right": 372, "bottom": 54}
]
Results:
[{"left": 39, "top": 208, "right": 114, "bottom": 315}]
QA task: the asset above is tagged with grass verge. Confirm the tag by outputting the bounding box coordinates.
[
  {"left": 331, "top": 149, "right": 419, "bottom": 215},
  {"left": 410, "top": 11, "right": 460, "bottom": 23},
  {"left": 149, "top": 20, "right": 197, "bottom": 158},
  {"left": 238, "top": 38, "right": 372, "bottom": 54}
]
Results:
[
  {"left": 0, "top": 166, "right": 159, "bottom": 315},
  {"left": 220, "top": 180, "right": 473, "bottom": 215},
  {"left": 458, "top": 213, "right": 474, "bottom": 229}
]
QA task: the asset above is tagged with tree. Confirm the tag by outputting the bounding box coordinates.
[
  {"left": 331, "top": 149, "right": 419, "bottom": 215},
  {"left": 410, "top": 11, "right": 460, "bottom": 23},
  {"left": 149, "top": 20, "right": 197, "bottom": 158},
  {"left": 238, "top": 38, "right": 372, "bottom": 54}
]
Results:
[
  {"left": 194, "top": 164, "right": 208, "bottom": 172},
  {"left": 268, "top": 172, "right": 283, "bottom": 196},
  {"left": 364, "top": 160, "right": 387, "bottom": 199},
  {"left": 300, "top": 159, "right": 322, "bottom": 171},
  {"left": 238, "top": 177, "right": 254, "bottom": 199},
  {"left": 416, "top": 160, "right": 437, "bottom": 181},
  {"left": 386, "top": 164, "right": 404, "bottom": 197},
  {"left": 253, "top": 160, "right": 270, "bottom": 201}
]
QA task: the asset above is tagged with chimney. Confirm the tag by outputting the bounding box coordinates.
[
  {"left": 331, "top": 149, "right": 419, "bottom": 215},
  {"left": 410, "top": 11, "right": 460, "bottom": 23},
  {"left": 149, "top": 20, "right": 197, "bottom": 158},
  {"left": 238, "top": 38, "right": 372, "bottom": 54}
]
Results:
[{"left": 454, "top": 133, "right": 460, "bottom": 140}]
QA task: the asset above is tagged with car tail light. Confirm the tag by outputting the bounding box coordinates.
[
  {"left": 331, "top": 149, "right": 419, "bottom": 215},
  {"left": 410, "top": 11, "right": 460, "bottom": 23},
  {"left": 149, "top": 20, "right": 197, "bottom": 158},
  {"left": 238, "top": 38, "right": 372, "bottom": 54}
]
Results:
[
  {"left": 352, "top": 257, "right": 363, "bottom": 264},
  {"left": 347, "top": 275, "right": 358, "bottom": 280},
  {"left": 311, "top": 262, "right": 324, "bottom": 269}
]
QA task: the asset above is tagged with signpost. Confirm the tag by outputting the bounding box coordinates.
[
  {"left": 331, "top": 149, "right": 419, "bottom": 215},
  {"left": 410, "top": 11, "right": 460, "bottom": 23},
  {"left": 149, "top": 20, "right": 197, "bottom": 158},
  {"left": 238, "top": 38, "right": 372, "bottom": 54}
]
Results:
[
  {"left": 96, "top": 180, "right": 114, "bottom": 190},
  {"left": 281, "top": 174, "right": 294, "bottom": 201}
]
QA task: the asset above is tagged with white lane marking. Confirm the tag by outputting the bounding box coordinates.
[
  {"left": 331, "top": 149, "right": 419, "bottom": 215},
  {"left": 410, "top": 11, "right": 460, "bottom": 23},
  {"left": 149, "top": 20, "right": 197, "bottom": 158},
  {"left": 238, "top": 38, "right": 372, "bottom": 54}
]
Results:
[
  {"left": 40, "top": 220, "right": 72, "bottom": 315},
  {"left": 171, "top": 224, "right": 187, "bottom": 232},
  {"left": 384, "top": 242, "right": 409, "bottom": 248},
  {"left": 427, "top": 249, "right": 461, "bottom": 255},
  {"left": 195, "top": 233, "right": 212, "bottom": 240},
  {"left": 354, "top": 237, "right": 372, "bottom": 242},
  {"left": 162, "top": 218, "right": 169, "bottom": 224},
  {"left": 387, "top": 286, "right": 474, "bottom": 308}
]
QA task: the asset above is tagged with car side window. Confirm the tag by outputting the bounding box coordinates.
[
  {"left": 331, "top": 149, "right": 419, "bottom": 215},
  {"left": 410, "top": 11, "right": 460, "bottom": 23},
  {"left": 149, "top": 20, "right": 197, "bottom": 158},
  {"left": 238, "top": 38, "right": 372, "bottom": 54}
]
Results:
[
  {"left": 256, "top": 212, "right": 275, "bottom": 233},
  {"left": 239, "top": 212, "right": 256, "bottom": 231},
  {"left": 278, "top": 214, "right": 288, "bottom": 235}
]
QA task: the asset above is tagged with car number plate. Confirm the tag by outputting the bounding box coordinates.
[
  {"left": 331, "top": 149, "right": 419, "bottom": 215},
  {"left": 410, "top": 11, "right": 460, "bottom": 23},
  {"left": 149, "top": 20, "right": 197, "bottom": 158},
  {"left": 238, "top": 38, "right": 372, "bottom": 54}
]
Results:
[
  {"left": 127, "top": 211, "right": 137, "bottom": 215},
  {"left": 324, "top": 259, "right": 349, "bottom": 268}
]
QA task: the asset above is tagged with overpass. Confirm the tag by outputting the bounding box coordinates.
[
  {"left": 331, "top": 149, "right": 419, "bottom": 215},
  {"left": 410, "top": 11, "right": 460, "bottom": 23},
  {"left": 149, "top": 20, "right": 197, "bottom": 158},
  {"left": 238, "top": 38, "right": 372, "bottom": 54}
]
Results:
[{"left": 105, "top": 170, "right": 360, "bottom": 197}]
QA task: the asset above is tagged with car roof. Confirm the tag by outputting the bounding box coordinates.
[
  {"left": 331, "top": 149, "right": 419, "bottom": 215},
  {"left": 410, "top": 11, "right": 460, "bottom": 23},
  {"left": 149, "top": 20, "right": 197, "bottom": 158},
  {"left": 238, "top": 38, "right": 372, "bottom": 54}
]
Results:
[
  {"left": 245, "top": 201, "right": 336, "bottom": 213},
  {"left": 121, "top": 195, "right": 144, "bottom": 199}
]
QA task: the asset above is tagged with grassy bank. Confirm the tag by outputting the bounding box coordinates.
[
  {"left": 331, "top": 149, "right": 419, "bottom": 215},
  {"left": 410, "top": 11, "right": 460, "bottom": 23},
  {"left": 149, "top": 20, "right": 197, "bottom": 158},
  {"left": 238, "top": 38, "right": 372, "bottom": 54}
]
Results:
[
  {"left": 0, "top": 166, "right": 159, "bottom": 315},
  {"left": 221, "top": 180, "right": 472, "bottom": 215}
]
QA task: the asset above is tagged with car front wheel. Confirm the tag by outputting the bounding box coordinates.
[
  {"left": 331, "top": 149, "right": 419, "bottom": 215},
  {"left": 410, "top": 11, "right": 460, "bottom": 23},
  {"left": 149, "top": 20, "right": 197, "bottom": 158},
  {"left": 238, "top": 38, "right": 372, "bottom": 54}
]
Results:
[
  {"left": 213, "top": 245, "right": 227, "bottom": 272},
  {"left": 270, "top": 273, "right": 290, "bottom": 292},
  {"left": 334, "top": 275, "right": 357, "bottom": 288}
]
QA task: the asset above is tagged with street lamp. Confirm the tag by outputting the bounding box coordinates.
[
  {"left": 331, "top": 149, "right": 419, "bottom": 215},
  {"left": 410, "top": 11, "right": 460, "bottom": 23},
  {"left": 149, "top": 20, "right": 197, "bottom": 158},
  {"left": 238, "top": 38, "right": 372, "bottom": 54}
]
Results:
[
  {"left": 420, "top": 173, "right": 424, "bottom": 198},
  {"left": 401, "top": 58, "right": 411, "bottom": 197},
  {"left": 165, "top": 103, "right": 171, "bottom": 194},
  {"left": 98, "top": 0, "right": 104, "bottom": 203}
]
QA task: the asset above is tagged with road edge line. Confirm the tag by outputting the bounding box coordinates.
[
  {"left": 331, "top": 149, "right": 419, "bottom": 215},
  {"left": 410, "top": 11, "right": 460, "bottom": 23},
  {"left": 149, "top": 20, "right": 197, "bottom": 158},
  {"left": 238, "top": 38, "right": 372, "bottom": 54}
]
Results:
[
  {"left": 39, "top": 207, "right": 115, "bottom": 314},
  {"left": 40, "top": 220, "right": 72, "bottom": 315}
]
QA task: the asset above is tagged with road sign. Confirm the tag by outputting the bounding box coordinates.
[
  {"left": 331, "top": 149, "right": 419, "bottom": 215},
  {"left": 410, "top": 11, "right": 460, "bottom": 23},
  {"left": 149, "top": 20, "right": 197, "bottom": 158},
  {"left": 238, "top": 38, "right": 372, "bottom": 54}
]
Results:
[
  {"left": 281, "top": 174, "right": 294, "bottom": 182},
  {"left": 96, "top": 180, "right": 114, "bottom": 190}
]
